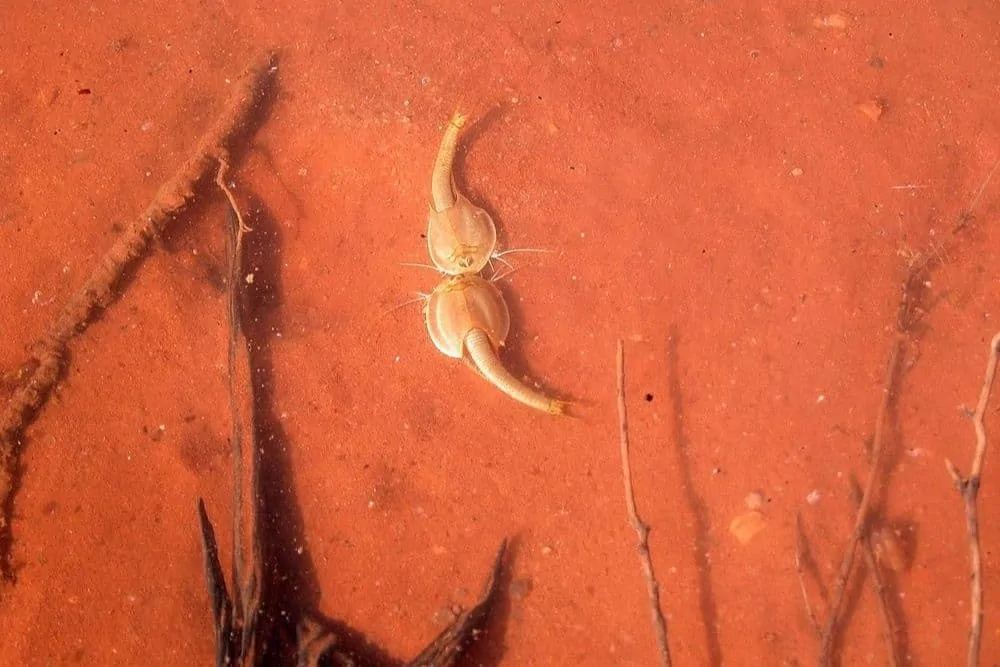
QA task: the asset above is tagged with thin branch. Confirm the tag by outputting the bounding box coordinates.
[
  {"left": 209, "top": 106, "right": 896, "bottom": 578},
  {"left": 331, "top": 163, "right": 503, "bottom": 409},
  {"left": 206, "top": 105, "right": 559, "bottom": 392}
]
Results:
[
  {"left": 224, "top": 162, "right": 263, "bottom": 662},
  {"left": 794, "top": 511, "right": 822, "bottom": 638},
  {"left": 819, "top": 339, "right": 902, "bottom": 666},
  {"left": 193, "top": 159, "right": 268, "bottom": 667},
  {"left": 945, "top": 331, "right": 1000, "bottom": 667},
  {"left": 616, "top": 340, "right": 672, "bottom": 667},
  {"left": 849, "top": 476, "right": 900, "bottom": 667}
]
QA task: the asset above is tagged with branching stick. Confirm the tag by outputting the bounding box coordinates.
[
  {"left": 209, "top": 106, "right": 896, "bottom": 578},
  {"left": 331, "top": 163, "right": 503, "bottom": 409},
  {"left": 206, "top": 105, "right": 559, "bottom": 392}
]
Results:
[
  {"left": 945, "top": 331, "right": 1000, "bottom": 667},
  {"left": 818, "top": 340, "right": 902, "bottom": 665}
]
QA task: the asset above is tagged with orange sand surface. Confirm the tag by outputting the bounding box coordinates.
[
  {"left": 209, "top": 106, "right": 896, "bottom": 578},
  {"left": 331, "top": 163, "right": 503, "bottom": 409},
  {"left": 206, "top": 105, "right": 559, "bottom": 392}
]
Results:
[{"left": 1, "top": 1, "right": 999, "bottom": 665}]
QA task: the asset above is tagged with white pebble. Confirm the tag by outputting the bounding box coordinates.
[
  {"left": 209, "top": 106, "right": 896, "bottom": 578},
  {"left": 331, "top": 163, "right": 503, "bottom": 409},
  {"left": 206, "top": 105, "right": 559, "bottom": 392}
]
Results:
[{"left": 745, "top": 491, "right": 764, "bottom": 511}]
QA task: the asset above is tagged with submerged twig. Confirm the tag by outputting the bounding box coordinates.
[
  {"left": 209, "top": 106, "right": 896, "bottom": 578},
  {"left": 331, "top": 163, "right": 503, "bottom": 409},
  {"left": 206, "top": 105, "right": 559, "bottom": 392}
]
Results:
[
  {"left": 616, "top": 340, "right": 673, "bottom": 667},
  {"left": 198, "top": 161, "right": 265, "bottom": 666},
  {"left": 849, "top": 476, "right": 899, "bottom": 667},
  {"left": 0, "top": 52, "right": 278, "bottom": 585},
  {"left": 198, "top": 498, "right": 237, "bottom": 665},
  {"left": 794, "top": 511, "right": 821, "bottom": 638},
  {"left": 818, "top": 340, "right": 902, "bottom": 666},
  {"left": 945, "top": 331, "right": 1000, "bottom": 667}
]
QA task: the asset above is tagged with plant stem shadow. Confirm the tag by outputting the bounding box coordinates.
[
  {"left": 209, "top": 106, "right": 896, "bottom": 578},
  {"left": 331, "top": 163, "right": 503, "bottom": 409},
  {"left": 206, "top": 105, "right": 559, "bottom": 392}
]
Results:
[{"left": 666, "top": 326, "right": 723, "bottom": 667}]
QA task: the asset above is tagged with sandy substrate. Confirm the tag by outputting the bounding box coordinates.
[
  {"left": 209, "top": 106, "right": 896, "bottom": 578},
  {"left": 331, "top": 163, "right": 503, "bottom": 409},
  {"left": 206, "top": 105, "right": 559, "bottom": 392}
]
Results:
[{"left": 1, "top": 2, "right": 999, "bottom": 665}]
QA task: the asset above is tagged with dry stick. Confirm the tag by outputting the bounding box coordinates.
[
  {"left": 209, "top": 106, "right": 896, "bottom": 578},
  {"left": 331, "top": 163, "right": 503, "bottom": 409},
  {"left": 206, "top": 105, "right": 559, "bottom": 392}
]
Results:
[
  {"left": 616, "top": 340, "right": 673, "bottom": 667},
  {"left": 0, "top": 52, "right": 277, "bottom": 579},
  {"left": 848, "top": 476, "right": 900, "bottom": 667},
  {"left": 945, "top": 331, "right": 1000, "bottom": 667},
  {"left": 859, "top": 535, "right": 898, "bottom": 667},
  {"left": 807, "top": 159, "right": 998, "bottom": 664},
  {"left": 818, "top": 339, "right": 902, "bottom": 666},
  {"left": 794, "top": 511, "right": 822, "bottom": 638},
  {"left": 217, "top": 165, "right": 263, "bottom": 663}
]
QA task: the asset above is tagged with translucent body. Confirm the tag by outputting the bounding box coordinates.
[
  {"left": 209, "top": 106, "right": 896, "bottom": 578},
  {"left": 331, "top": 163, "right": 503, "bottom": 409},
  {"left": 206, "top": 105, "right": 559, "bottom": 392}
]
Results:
[
  {"left": 426, "top": 195, "right": 497, "bottom": 275},
  {"left": 423, "top": 274, "right": 566, "bottom": 415},
  {"left": 426, "top": 109, "right": 498, "bottom": 275},
  {"left": 424, "top": 274, "right": 509, "bottom": 358}
]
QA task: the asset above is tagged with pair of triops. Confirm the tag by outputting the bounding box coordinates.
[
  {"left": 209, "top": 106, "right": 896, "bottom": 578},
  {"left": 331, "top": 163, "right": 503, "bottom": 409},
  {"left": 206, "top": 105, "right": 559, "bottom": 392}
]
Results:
[{"left": 419, "top": 110, "right": 567, "bottom": 415}]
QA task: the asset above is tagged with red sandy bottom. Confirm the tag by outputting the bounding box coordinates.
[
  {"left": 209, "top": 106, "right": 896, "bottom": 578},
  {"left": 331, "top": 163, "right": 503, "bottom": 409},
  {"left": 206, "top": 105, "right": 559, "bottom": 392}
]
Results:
[{"left": 1, "top": 2, "right": 999, "bottom": 665}]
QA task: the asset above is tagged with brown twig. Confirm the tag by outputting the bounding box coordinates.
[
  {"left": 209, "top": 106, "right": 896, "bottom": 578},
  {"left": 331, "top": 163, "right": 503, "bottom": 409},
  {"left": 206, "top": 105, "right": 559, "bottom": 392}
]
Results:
[
  {"left": 849, "top": 476, "right": 900, "bottom": 667},
  {"left": 818, "top": 339, "right": 902, "bottom": 666},
  {"left": 0, "top": 52, "right": 278, "bottom": 584},
  {"left": 616, "top": 340, "right": 673, "bottom": 667},
  {"left": 199, "top": 164, "right": 265, "bottom": 665},
  {"left": 945, "top": 331, "right": 1000, "bottom": 667},
  {"left": 794, "top": 511, "right": 822, "bottom": 638},
  {"left": 800, "top": 155, "right": 997, "bottom": 666}
]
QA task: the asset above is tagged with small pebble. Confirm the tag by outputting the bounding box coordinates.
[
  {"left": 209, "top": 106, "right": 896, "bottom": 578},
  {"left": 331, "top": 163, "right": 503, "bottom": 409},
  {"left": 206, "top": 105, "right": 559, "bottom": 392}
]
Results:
[
  {"left": 433, "top": 607, "right": 458, "bottom": 625},
  {"left": 729, "top": 510, "right": 766, "bottom": 545},
  {"left": 813, "top": 13, "right": 848, "bottom": 29},
  {"left": 858, "top": 99, "right": 885, "bottom": 121},
  {"left": 806, "top": 489, "right": 821, "bottom": 505},
  {"left": 39, "top": 86, "right": 60, "bottom": 106},
  {"left": 744, "top": 491, "right": 764, "bottom": 511},
  {"left": 791, "top": 167, "right": 804, "bottom": 177}
]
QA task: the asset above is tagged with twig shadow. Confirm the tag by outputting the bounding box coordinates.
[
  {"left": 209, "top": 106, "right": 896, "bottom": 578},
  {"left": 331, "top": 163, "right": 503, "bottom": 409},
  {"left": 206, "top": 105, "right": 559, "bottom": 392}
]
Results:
[
  {"left": 828, "top": 560, "right": 868, "bottom": 666},
  {"left": 666, "top": 325, "right": 723, "bottom": 666},
  {"left": 241, "top": 190, "right": 401, "bottom": 665},
  {"left": 458, "top": 535, "right": 519, "bottom": 666},
  {"left": 878, "top": 567, "right": 911, "bottom": 665},
  {"left": 238, "top": 190, "right": 314, "bottom": 662},
  {"left": 235, "top": 190, "right": 511, "bottom": 666}
]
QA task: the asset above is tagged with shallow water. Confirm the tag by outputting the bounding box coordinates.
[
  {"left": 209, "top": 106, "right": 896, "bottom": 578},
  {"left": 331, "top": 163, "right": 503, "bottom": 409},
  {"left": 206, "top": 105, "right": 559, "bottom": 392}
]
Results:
[{"left": 1, "top": 1, "right": 999, "bottom": 665}]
